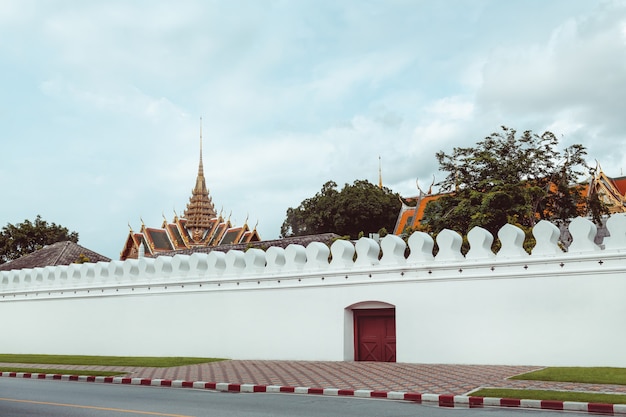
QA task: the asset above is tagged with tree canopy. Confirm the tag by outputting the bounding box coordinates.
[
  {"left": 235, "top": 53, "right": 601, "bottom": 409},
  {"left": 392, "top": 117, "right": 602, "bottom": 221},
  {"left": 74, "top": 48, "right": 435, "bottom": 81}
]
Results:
[
  {"left": 419, "top": 126, "right": 607, "bottom": 237},
  {"left": 0, "top": 215, "right": 79, "bottom": 264},
  {"left": 281, "top": 179, "right": 401, "bottom": 239}
]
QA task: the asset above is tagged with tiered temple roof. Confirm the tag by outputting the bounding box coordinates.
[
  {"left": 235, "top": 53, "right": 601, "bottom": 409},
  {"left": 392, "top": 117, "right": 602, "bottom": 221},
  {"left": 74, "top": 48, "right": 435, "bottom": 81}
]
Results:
[
  {"left": 588, "top": 169, "right": 626, "bottom": 213},
  {"left": 184, "top": 131, "right": 217, "bottom": 244},
  {"left": 393, "top": 167, "right": 626, "bottom": 236},
  {"left": 120, "top": 127, "right": 260, "bottom": 260}
]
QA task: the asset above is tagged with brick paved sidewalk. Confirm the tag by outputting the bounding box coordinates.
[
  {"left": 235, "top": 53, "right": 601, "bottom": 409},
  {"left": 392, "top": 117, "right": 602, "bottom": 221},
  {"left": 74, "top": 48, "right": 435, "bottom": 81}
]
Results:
[{"left": 2, "top": 361, "right": 626, "bottom": 396}]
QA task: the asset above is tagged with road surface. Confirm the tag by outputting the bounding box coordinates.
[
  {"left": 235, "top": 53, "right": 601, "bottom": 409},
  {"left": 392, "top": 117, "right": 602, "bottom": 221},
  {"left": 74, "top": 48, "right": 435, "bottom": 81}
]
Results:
[{"left": 0, "top": 377, "right": 563, "bottom": 417}]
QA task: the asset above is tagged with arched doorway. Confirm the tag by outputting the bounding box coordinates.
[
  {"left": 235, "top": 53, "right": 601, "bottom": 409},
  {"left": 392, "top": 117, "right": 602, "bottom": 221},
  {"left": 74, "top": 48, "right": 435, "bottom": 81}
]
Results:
[{"left": 346, "top": 302, "right": 396, "bottom": 362}]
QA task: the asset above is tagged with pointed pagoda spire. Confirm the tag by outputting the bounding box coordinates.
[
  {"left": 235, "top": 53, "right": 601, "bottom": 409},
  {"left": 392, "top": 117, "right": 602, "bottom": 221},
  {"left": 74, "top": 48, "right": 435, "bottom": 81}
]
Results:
[
  {"left": 184, "top": 118, "right": 217, "bottom": 244},
  {"left": 197, "top": 119, "right": 205, "bottom": 187},
  {"left": 378, "top": 155, "right": 383, "bottom": 189}
]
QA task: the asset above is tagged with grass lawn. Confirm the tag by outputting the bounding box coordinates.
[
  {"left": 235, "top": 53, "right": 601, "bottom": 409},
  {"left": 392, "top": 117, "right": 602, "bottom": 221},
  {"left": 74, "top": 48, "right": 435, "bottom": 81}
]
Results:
[
  {"left": 469, "top": 388, "right": 626, "bottom": 405},
  {"left": 0, "top": 367, "right": 124, "bottom": 377},
  {"left": 0, "top": 354, "right": 225, "bottom": 368},
  {"left": 469, "top": 367, "right": 626, "bottom": 405},
  {"left": 511, "top": 367, "right": 626, "bottom": 386}
]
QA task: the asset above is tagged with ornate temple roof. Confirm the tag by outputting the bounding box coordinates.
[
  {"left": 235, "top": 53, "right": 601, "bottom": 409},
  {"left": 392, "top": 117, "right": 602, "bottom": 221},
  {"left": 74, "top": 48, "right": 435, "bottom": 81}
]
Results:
[
  {"left": 393, "top": 167, "right": 626, "bottom": 236},
  {"left": 120, "top": 123, "right": 262, "bottom": 260},
  {"left": 393, "top": 192, "right": 446, "bottom": 235},
  {"left": 587, "top": 170, "right": 626, "bottom": 213}
]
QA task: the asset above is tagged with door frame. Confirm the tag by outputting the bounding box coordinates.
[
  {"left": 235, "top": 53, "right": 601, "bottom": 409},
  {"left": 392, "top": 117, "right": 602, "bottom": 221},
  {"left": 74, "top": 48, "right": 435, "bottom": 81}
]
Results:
[
  {"left": 353, "top": 307, "right": 396, "bottom": 362},
  {"left": 344, "top": 301, "right": 396, "bottom": 361}
]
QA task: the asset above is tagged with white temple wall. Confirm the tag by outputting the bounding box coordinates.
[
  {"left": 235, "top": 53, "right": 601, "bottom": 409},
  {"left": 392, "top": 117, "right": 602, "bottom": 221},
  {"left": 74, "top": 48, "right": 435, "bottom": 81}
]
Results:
[{"left": 1, "top": 215, "right": 625, "bottom": 366}]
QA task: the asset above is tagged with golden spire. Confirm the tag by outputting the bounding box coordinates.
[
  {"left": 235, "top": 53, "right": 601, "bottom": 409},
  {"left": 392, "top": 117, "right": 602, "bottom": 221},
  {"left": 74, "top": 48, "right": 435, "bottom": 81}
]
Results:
[
  {"left": 199, "top": 117, "right": 204, "bottom": 178},
  {"left": 378, "top": 156, "right": 383, "bottom": 189},
  {"left": 184, "top": 118, "right": 217, "bottom": 244},
  {"left": 193, "top": 117, "right": 207, "bottom": 195}
]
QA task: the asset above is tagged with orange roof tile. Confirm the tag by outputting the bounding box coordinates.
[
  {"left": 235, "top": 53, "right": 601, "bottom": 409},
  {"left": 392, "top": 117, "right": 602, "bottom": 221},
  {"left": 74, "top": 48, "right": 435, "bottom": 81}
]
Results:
[
  {"left": 612, "top": 177, "right": 626, "bottom": 195},
  {"left": 393, "top": 194, "right": 445, "bottom": 235}
]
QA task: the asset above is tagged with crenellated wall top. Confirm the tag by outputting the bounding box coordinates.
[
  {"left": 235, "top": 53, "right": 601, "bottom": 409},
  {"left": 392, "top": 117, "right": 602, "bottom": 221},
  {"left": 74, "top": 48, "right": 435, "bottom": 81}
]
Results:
[{"left": 1, "top": 215, "right": 625, "bottom": 297}]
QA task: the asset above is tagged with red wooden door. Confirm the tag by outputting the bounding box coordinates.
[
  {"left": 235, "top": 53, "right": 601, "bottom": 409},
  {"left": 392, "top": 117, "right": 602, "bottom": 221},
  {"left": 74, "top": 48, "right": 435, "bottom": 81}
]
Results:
[{"left": 354, "top": 308, "right": 396, "bottom": 362}]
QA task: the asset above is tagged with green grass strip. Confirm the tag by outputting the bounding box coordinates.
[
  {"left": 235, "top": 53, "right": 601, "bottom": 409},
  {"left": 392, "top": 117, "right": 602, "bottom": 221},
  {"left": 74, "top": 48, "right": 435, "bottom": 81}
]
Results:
[
  {"left": 470, "top": 388, "right": 626, "bottom": 405},
  {"left": 0, "top": 354, "right": 225, "bottom": 368},
  {"left": 511, "top": 367, "right": 626, "bottom": 386},
  {"left": 0, "top": 367, "right": 124, "bottom": 377}
]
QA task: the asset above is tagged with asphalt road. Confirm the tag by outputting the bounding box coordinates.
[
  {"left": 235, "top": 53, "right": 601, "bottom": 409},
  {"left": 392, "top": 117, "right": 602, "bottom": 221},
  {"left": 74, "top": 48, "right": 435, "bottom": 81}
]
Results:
[{"left": 1, "top": 377, "right": 562, "bottom": 417}]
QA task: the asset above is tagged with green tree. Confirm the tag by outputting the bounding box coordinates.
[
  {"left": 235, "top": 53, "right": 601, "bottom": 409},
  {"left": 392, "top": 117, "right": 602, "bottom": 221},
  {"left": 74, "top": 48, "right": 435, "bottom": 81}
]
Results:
[
  {"left": 281, "top": 180, "right": 401, "bottom": 239},
  {"left": 421, "top": 126, "right": 607, "bottom": 237},
  {"left": 0, "top": 215, "right": 79, "bottom": 264}
]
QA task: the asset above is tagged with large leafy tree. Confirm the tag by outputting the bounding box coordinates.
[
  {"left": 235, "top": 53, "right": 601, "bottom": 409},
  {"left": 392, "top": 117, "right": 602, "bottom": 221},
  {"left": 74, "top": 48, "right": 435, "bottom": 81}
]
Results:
[
  {"left": 420, "top": 126, "right": 607, "bottom": 237},
  {"left": 281, "top": 180, "right": 401, "bottom": 239},
  {"left": 0, "top": 215, "right": 79, "bottom": 264}
]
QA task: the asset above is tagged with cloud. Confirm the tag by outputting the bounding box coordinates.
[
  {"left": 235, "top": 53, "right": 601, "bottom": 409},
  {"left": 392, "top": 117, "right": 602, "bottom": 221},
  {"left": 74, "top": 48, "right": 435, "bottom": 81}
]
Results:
[
  {"left": 473, "top": 1, "right": 626, "bottom": 173},
  {"left": 305, "top": 50, "right": 414, "bottom": 102},
  {"left": 40, "top": 78, "right": 185, "bottom": 118},
  {"left": 3, "top": 0, "right": 624, "bottom": 260},
  {"left": 38, "top": 2, "right": 208, "bottom": 77}
]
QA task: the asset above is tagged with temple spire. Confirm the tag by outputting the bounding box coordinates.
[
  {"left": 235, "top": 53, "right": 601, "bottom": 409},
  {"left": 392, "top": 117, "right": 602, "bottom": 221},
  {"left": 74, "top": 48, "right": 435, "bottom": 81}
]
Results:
[
  {"left": 378, "top": 156, "right": 383, "bottom": 189},
  {"left": 199, "top": 117, "right": 204, "bottom": 177},
  {"left": 194, "top": 117, "right": 206, "bottom": 193},
  {"left": 184, "top": 118, "right": 217, "bottom": 244}
]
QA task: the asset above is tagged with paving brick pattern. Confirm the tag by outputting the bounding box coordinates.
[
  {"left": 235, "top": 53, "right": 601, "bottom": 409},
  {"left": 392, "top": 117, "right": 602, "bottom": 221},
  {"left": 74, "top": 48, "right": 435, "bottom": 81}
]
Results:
[{"left": 2, "top": 361, "right": 626, "bottom": 396}]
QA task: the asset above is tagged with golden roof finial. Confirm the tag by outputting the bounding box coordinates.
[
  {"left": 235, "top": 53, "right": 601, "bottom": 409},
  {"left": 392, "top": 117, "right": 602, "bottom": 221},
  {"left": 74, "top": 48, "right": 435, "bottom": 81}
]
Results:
[
  {"left": 416, "top": 178, "right": 425, "bottom": 195},
  {"left": 378, "top": 155, "right": 383, "bottom": 189},
  {"left": 428, "top": 175, "right": 435, "bottom": 195},
  {"left": 128, "top": 222, "right": 133, "bottom": 232},
  {"left": 199, "top": 116, "right": 203, "bottom": 173}
]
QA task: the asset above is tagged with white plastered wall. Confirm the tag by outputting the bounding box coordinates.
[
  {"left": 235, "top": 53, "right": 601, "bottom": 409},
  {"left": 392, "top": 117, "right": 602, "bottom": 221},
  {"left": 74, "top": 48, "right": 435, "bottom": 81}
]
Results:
[{"left": 1, "top": 215, "right": 625, "bottom": 366}]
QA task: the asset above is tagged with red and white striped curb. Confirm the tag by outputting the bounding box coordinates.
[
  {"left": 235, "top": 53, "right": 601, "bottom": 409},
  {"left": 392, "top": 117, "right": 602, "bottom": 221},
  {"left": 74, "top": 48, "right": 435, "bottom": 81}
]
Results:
[{"left": 2, "top": 371, "right": 625, "bottom": 415}]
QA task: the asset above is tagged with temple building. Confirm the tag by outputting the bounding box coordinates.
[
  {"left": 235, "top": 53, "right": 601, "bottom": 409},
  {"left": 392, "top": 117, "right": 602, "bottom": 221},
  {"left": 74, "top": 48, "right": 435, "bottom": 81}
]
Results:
[
  {"left": 393, "top": 167, "right": 626, "bottom": 236},
  {"left": 587, "top": 168, "right": 626, "bottom": 213},
  {"left": 120, "top": 129, "right": 261, "bottom": 260}
]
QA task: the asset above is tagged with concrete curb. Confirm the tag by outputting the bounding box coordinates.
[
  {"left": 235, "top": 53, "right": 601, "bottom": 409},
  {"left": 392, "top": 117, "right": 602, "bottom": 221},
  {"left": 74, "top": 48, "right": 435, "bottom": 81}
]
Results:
[{"left": 2, "top": 371, "right": 625, "bottom": 415}]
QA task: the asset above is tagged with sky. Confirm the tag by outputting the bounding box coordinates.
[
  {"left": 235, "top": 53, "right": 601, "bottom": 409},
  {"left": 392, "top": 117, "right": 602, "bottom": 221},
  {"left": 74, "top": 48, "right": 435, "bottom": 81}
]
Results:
[{"left": 1, "top": 0, "right": 625, "bottom": 260}]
